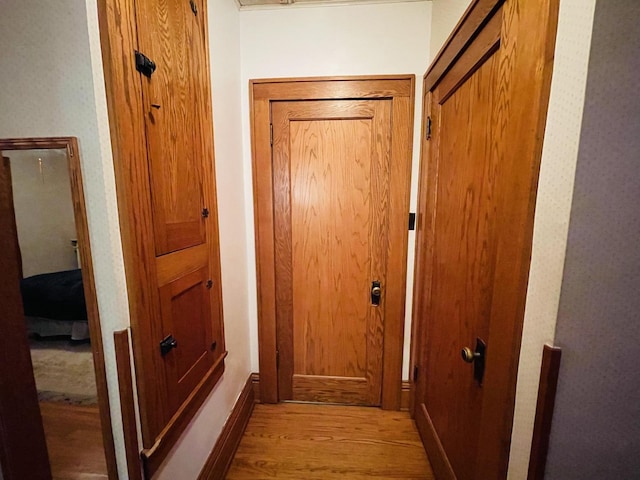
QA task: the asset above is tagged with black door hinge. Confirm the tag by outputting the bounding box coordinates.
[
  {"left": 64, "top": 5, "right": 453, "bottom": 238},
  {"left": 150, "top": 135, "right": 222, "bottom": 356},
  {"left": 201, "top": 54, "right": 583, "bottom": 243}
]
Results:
[
  {"left": 206, "top": 279, "right": 213, "bottom": 289},
  {"left": 189, "top": 0, "right": 198, "bottom": 15},
  {"left": 270, "top": 124, "right": 273, "bottom": 145},
  {"left": 160, "top": 335, "right": 178, "bottom": 356},
  {"left": 134, "top": 51, "right": 156, "bottom": 78},
  {"left": 202, "top": 207, "right": 210, "bottom": 218},
  {"left": 413, "top": 365, "right": 419, "bottom": 383},
  {"left": 211, "top": 340, "right": 217, "bottom": 351},
  {"left": 409, "top": 212, "right": 416, "bottom": 231},
  {"left": 426, "top": 116, "right": 432, "bottom": 140}
]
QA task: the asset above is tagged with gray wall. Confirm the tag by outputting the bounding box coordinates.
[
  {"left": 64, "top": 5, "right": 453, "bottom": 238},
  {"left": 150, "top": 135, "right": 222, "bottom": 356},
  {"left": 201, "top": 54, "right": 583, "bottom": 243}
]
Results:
[{"left": 545, "top": 0, "right": 640, "bottom": 478}]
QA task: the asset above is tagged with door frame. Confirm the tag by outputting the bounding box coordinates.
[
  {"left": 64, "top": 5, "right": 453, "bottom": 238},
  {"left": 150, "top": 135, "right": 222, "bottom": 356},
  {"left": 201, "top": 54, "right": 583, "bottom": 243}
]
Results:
[
  {"left": 409, "top": 0, "right": 560, "bottom": 477},
  {"left": 250, "top": 76, "right": 415, "bottom": 409},
  {"left": 0, "top": 137, "right": 118, "bottom": 479}
]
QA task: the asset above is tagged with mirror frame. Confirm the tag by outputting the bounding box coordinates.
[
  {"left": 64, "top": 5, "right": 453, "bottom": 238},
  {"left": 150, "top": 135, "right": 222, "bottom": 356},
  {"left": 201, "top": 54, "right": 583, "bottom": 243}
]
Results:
[{"left": 0, "top": 137, "right": 118, "bottom": 479}]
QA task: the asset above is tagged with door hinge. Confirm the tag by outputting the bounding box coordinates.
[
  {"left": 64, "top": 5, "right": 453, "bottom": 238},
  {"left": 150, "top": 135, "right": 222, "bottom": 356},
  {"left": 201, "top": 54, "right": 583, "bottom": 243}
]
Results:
[
  {"left": 202, "top": 207, "right": 210, "bottom": 218},
  {"left": 408, "top": 212, "right": 416, "bottom": 231},
  {"left": 276, "top": 350, "right": 280, "bottom": 369},
  {"left": 134, "top": 50, "right": 156, "bottom": 78},
  {"left": 413, "top": 365, "right": 419, "bottom": 383},
  {"left": 270, "top": 124, "right": 273, "bottom": 145},
  {"left": 426, "top": 116, "right": 432, "bottom": 140},
  {"left": 189, "top": 0, "right": 198, "bottom": 15},
  {"left": 206, "top": 279, "right": 213, "bottom": 289}
]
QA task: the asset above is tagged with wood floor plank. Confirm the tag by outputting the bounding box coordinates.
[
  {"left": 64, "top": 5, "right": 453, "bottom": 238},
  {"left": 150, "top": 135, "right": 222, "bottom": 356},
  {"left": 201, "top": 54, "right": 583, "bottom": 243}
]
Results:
[
  {"left": 40, "top": 402, "right": 108, "bottom": 480},
  {"left": 226, "top": 403, "right": 434, "bottom": 480}
]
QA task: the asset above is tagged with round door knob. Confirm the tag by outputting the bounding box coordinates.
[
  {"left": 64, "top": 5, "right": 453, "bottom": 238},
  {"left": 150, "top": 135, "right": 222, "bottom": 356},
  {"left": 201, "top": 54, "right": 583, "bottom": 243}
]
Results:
[
  {"left": 461, "top": 347, "right": 479, "bottom": 363},
  {"left": 371, "top": 286, "right": 382, "bottom": 296}
]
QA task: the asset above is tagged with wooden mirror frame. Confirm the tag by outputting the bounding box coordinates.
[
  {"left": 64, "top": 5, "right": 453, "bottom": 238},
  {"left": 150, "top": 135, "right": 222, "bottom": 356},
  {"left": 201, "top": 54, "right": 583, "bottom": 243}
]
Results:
[{"left": 0, "top": 137, "right": 118, "bottom": 479}]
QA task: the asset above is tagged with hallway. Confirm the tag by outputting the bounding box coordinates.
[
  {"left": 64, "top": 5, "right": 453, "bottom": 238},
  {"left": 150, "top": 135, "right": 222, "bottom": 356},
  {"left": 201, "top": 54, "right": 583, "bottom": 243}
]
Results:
[{"left": 226, "top": 403, "right": 433, "bottom": 479}]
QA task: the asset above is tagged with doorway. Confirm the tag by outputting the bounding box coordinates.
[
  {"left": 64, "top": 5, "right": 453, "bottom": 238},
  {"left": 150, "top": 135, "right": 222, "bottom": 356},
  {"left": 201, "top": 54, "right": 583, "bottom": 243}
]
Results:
[
  {"left": 251, "top": 76, "right": 414, "bottom": 409},
  {"left": 0, "top": 138, "right": 117, "bottom": 479}
]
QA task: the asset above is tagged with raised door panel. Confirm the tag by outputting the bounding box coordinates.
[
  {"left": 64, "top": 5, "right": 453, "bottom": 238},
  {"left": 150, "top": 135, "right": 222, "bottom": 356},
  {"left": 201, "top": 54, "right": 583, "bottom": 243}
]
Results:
[
  {"left": 135, "top": 0, "right": 206, "bottom": 255},
  {"left": 272, "top": 100, "right": 391, "bottom": 405},
  {"left": 158, "top": 265, "right": 215, "bottom": 414}
]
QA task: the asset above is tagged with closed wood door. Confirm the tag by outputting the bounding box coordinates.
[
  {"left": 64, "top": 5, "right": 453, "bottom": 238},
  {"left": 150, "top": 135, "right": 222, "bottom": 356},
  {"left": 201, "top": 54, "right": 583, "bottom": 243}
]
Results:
[
  {"left": 412, "top": 1, "right": 559, "bottom": 479},
  {"left": 135, "top": 0, "right": 207, "bottom": 255},
  {"left": 272, "top": 99, "right": 392, "bottom": 405}
]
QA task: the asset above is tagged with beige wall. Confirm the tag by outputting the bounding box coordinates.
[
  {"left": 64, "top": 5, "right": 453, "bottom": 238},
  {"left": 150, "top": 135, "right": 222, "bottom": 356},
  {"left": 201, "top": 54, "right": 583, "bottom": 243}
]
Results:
[
  {"left": 9, "top": 149, "right": 79, "bottom": 277},
  {"left": 239, "top": 1, "right": 432, "bottom": 379},
  {"left": 429, "top": 0, "right": 471, "bottom": 58}
]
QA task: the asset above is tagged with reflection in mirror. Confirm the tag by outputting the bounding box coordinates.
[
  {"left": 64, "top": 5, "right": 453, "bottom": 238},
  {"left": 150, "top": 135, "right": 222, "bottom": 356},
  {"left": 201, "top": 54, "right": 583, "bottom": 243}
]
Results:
[{"left": 3, "top": 148, "right": 108, "bottom": 479}]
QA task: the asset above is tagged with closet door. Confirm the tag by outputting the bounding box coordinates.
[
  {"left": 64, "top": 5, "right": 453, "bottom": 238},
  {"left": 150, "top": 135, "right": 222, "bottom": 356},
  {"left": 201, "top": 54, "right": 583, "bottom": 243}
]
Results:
[{"left": 135, "top": 0, "right": 207, "bottom": 255}]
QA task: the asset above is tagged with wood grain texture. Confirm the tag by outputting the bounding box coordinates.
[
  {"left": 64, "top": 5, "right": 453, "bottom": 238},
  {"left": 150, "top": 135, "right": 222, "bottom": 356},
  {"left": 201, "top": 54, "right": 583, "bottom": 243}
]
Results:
[
  {"left": 414, "top": 404, "right": 455, "bottom": 480},
  {"left": 273, "top": 100, "right": 390, "bottom": 406},
  {"left": 0, "top": 150, "right": 51, "bottom": 480},
  {"left": 114, "top": 330, "right": 143, "bottom": 480},
  {"left": 528, "top": 345, "right": 562, "bottom": 480},
  {"left": 98, "top": 0, "right": 226, "bottom": 468},
  {"left": 425, "top": 0, "right": 503, "bottom": 91},
  {"left": 227, "top": 403, "right": 434, "bottom": 480},
  {"left": 134, "top": 0, "right": 206, "bottom": 255},
  {"left": 40, "top": 402, "right": 108, "bottom": 480},
  {"left": 250, "top": 77, "right": 414, "bottom": 410},
  {"left": 197, "top": 375, "right": 255, "bottom": 480},
  {"left": 426, "top": 49, "right": 501, "bottom": 480},
  {"left": 411, "top": 0, "right": 561, "bottom": 478},
  {"left": 0, "top": 137, "right": 118, "bottom": 480}
]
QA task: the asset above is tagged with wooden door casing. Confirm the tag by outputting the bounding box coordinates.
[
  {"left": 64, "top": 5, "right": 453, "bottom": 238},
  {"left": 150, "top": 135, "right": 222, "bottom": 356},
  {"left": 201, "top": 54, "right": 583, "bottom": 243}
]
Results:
[
  {"left": 272, "top": 99, "right": 392, "bottom": 405},
  {"left": 410, "top": 0, "right": 560, "bottom": 479},
  {"left": 250, "top": 76, "right": 415, "bottom": 409}
]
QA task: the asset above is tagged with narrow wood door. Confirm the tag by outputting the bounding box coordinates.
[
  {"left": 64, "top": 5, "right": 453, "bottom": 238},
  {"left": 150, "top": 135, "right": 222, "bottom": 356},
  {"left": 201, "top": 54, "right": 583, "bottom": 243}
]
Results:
[
  {"left": 272, "top": 99, "right": 392, "bottom": 405},
  {"left": 0, "top": 155, "right": 52, "bottom": 480},
  {"left": 135, "top": 0, "right": 207, "bottom": 255},
  {"left": 412, "top": 1, "right": 559, "bottom": 478}
]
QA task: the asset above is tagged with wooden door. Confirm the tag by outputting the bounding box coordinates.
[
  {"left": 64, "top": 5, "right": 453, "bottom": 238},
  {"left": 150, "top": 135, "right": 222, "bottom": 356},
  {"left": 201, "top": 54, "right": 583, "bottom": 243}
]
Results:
[
  {"left": 272, "top": 99, "right": 391, "bottom": 405},
  {"left": 411, "top": 1, "right": 559, "bottom": 479},
  {"left": 135, "top": 0, "right": 207, "bottom": 255},
  {"left": 0, "top": 154, "right": 52, "bottom": 480}
]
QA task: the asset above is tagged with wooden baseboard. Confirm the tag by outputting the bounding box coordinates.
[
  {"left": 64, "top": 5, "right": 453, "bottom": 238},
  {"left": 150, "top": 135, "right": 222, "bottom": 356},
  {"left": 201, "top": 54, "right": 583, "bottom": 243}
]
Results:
[
  {"left": 528, "top": 344, "right": 562, "bottom": 480},
  {"left": 251, "top": 372, "right": 261, "bottom": 403},
  {"left": 400, "top": 381, "right": 410, "bottom": 411},
  {"left": 197, "top": 374, "right": 256, "bottom": 480},
  {"left": 415, "top": 403, "right": 455, "bottom": 480}
]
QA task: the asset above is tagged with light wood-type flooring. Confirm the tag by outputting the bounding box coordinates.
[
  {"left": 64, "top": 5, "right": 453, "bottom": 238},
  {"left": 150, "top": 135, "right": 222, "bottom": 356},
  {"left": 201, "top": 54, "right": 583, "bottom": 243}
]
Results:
[
  {"left": 227, "top": 403, "right": 434, "bottom": 479},
  {"left": 40, "top": 402, "right": 108, "bottom": 480}
]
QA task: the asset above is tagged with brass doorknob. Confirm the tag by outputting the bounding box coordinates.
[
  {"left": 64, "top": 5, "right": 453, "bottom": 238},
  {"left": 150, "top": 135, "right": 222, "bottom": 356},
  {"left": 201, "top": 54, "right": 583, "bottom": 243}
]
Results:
[
  {"left": 461, "top": 347, "right": 480, "bottom": 363},
  {"left": 371, "top": 286, "right": 382, "bottom": 296}
]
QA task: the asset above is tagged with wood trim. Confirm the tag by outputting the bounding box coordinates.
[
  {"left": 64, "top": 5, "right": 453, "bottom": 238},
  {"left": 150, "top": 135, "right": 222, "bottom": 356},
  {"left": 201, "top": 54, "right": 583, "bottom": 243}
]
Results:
[
  {"left": 425, "top": 0, "right": 503, "bottom": 92},
  {"left": 250, "top": 76, "right": 415, "bottom": 410},
  {"left": 0, "top": 137, "right": 118, "bottom": 480},
  {"left": 400, "top": 381, "right": 410, "bottom": 412},
  {"left": 197, "top": 375, "right": 256, "bottom": 480},
  {"left": 251, "top": 372, "right": 261, "bottom": 403},
  {"left": 528, "top": 345, "right": 562, "bottom": 480},
  {"left": 414, "top": 404, "right": 455, "bottom": 480},
  {"left": 114, "top": 330, "right": 143, "bottom": 480},
  {"left": 141, "top": 353, "right": 227, "bottom": 477}
]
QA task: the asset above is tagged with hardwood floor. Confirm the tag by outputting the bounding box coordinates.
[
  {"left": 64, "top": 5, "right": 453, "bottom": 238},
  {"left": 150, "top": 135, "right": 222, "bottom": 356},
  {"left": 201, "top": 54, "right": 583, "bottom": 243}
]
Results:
[
  {"left": 226, "top": 403, "right": 434, "bottom": 479},
  {"left": 40, "top": 402, "right": 108, "bottom": 480}
]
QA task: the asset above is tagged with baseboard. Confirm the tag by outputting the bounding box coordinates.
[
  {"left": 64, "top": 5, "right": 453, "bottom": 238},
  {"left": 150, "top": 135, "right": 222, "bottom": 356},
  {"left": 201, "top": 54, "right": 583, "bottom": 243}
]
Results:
[
  {"left": 400, "top": 381, "right": 410, "bottom": 411},
  {"left": 415, "top": 403, "right": 456, "bottom": 480},
  {"left": 251, "top": 372, "right": 261, "bottom": 403},
  {"left": 197, "top": 374, "right": 255, "bottom": 480}
]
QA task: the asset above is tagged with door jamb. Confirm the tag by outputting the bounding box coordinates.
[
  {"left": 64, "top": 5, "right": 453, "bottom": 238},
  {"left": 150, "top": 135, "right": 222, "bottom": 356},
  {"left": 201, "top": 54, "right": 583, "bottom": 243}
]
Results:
[
  {"left": 0, "top": 137, "right": 119, "bottom": 480},
  {"left": 249, "top": 75, "right": 415, "bottom": 409}
]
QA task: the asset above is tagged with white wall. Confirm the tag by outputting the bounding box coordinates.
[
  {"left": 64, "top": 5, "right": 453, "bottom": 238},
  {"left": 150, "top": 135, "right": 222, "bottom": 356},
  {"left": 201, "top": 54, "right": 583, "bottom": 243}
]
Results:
[
  {"left": 9, "top": 149, "right": 79, "bottom": 277},
  {"left": 0, "top": 0, "right": 131, "bottom": 476},
  {"left": 153, "top": 0, "right": 252, "bottom": 477},
  {"left": 429, "top": 0, "right": 471, "bottom": 58},
  {"left": 239, "top": 1, "right": 432, "bottom": 378}
]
